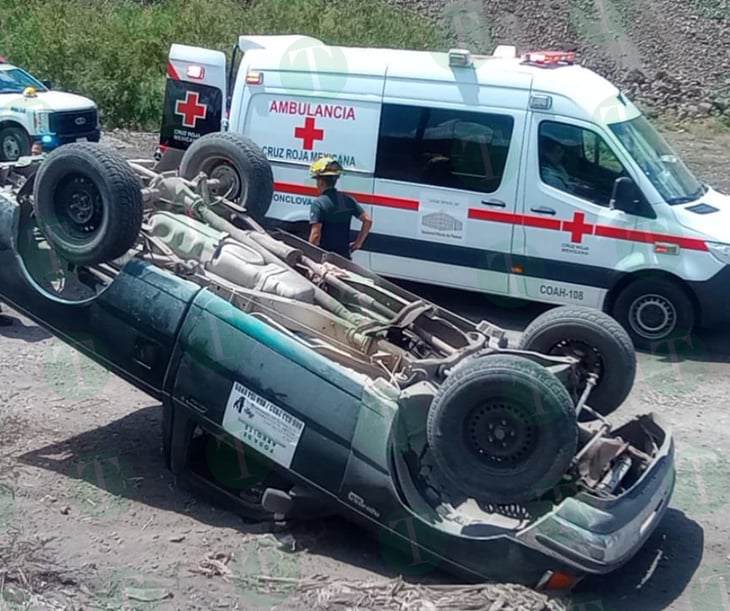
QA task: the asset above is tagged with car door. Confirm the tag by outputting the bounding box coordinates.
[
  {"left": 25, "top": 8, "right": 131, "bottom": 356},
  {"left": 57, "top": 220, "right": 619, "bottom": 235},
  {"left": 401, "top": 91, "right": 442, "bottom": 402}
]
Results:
[
  {"left": 514, "top": 114, "right": 645, "bottom": 308},
  {"left": 369, "top": 96, "right": 526, "bottom": 295},
  {"left": 168, "top": 289, "right": 365, "bottom": 493}
]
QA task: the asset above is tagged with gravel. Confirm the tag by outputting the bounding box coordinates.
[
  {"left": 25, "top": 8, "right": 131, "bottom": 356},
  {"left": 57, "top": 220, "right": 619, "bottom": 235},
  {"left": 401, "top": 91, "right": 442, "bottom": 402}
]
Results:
[{"left": 389, "top": 0, "right": 730, "bottom": 119}]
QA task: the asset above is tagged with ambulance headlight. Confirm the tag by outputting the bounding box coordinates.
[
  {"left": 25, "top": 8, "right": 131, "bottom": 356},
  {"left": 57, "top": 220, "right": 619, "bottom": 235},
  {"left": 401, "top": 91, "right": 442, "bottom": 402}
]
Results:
[{"left": 707, "top": 242, "right": 730, "bottom": 266}]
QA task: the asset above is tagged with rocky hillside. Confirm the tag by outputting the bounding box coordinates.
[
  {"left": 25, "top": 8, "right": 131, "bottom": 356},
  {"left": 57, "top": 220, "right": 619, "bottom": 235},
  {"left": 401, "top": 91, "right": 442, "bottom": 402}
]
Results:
[{"left": 391, "top": 0, "right": 730, "bottom": 121}]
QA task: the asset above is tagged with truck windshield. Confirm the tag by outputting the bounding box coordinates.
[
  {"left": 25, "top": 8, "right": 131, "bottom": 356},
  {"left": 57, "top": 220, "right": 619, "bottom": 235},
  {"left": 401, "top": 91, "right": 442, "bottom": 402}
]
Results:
[
  {"left": 0, "top": 68, "right": 47, "bottom": 94},
  {"left": 609, "top": 115, "right": 706, "bottom": 205}
]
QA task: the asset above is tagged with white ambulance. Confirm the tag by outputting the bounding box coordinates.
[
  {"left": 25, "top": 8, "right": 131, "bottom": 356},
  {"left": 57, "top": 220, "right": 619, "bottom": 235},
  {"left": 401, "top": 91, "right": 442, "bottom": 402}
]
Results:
[
  {"left": 156, "top": 34, "right": 730, "bottom": 349},
  {"left": 0, "top": 56, "right": 100, "bottom": 161}
]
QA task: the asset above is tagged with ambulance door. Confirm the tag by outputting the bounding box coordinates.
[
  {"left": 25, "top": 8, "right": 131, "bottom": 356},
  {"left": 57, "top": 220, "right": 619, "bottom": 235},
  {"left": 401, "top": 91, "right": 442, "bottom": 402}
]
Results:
[
  {"left": 159, "top": 44, "right": 228, "bottom": 153},
  {"left": 370, "top": 92, "right": 528, "bottom": 294},
  {"left": 233, "top": 47, "right": 388, "bottom": 267},
  {"left": 515, "top": 112, "right": 655, "bottom": 308}
]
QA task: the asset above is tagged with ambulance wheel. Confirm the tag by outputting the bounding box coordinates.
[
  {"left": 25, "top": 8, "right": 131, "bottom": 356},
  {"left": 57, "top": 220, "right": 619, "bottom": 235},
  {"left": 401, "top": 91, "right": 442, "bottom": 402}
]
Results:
[
  {"left": 32, "top": 143, "right": 144, "bottom": 266},
  {"left": 426, "top": 354, "right": 577, "bottom": 505},
  {"left": 611, "top": 276, "right": 695, "bottom": 351},
  {"left": 0, "top": 125, "right": 30, "bottom": 161},
  {"left": 518, "top": 305, "right": 636, "bottom": 419},
  {"left": 179, "top": 132, "right": 273, "bottom": 223}
]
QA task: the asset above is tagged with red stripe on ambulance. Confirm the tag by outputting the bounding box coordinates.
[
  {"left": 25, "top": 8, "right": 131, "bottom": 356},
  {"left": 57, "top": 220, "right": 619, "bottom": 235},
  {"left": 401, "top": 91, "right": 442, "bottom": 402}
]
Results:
[
  {"left": 273, "top": 181, "right": 418, "bottom": 210},
  {"left": 594, "top": 225, "right": 708, "bottom": 251},
  {"left": 272, "top": 182, "right": 708, "bottom": 250},
  {"left": 166, "top": 61, "right": 181, "bottom": 80}
]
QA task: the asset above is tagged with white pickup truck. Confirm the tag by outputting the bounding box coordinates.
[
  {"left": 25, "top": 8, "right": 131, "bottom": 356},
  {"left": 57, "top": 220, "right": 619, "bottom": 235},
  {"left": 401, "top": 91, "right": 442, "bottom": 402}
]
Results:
[{"left": 0, "top": 56, "right": 100, "bottom": 161}]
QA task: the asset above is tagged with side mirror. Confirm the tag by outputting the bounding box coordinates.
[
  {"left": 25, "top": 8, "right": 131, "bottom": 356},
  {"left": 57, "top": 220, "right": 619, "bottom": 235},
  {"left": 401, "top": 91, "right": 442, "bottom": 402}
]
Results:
[
  {"left": 42, "top": 79, "right": 52, "bottom": 89},
  {"left": 609, "top": 176, "right": 640, "bottom": 211}
]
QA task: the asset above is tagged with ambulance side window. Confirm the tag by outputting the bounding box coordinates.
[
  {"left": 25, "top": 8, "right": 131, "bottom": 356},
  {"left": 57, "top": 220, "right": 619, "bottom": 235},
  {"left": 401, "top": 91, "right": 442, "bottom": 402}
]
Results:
[
  {"left": 375, "top": 104, "right": 514, "bottom": 193},
  {"left": 538, "top": 120, "right": 628, "bottom": 207}
]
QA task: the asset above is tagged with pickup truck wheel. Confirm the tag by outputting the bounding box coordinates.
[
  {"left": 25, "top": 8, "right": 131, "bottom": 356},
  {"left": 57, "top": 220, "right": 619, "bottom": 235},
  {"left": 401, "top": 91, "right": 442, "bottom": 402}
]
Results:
[
  {"left": 426, "top": 355, "right": 578, "bottom": 505},
  {"left": 0, "top": 126, "right": 30, "bottom": 161},
  {"left": 518, "top": 305, "right": 636, "bottom": 419},
  {"left": 611, "top": 277, "right": 695, "bottom": 350},
  {"left": 32, "top": 143, "right": 144, "bottom": 265},
  {"left": 179, "top": 132, "right": 273, "bottom": 223}
]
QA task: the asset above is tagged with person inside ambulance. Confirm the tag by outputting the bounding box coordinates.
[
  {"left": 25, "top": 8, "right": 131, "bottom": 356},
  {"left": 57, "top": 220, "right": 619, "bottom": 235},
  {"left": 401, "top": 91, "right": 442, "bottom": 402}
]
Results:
[
  {"left": 540, "top": 135, "right": 579, "bottom": 193},
  {"left": 308, "top": 157, "right": 372, "bottom": 260},
  {"left": 539, "top": 127, "right": 597, "bottom": 200}
]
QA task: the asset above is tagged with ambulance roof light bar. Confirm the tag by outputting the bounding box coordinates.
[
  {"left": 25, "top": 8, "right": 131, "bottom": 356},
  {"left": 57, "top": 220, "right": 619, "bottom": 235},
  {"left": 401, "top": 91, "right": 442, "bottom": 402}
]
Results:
[{"left": 522, "top": 50, "right": 577, "bottom": 68}]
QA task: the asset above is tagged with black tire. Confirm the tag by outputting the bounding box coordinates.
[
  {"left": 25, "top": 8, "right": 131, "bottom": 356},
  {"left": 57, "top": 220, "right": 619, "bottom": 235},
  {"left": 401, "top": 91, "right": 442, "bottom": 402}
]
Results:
[
  {"left": 518, "top": 305, "right": 636, "bottom": 419},
  {"left": 0, "top": 125, "right": 30, "bottom": 161},
  {"left": 426, "top": 354, "right": 578, "bottom": 505},
  {"left": 179, "top": 132, "right": 273, "bottom": 223},
  {"left": 610, "top": 277, "right": 695, "bottom": 351},
  {"left": 32, "top": 142, "right": 144, "bottom": 266}
]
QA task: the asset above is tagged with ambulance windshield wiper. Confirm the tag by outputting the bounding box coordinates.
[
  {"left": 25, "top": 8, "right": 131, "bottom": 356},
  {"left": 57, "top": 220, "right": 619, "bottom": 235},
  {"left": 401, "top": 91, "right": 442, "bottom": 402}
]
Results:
[{"left": 666, "top": 184, "right": 708, "bottom": 205}]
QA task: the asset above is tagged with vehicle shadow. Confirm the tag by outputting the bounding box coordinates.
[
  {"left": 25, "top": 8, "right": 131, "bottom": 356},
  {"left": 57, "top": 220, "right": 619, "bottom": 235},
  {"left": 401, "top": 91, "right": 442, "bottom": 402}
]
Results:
[
  {"left": 15, "top": 404, "right": 704, "bottom": 605},
  {"left": 13, "top": 405, "right": 454, "bottom": 584},
  {"left": 0, "top": 312, "right": 52, "bottom": 342},
  {"left": 391, "top": 279, "right": 730, "bottom": 362},
  {"left": 569, "top": 508, "right": 704, "bottom": 611}
]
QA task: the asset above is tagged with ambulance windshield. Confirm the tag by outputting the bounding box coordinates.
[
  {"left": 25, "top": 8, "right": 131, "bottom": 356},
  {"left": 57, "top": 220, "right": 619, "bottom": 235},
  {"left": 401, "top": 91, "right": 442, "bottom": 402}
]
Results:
[{"left": 609, "top": 115, "right": 706, "bottom": 205}]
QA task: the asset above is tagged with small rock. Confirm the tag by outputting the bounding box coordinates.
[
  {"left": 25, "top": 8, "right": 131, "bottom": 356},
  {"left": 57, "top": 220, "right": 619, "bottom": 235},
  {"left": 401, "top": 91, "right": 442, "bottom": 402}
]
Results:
[
  {"left": 169, "top": 534, "right": 186, "bottom": 542},
  {"left": 60, "top": 505, "right": 71, "bottom": 515}
]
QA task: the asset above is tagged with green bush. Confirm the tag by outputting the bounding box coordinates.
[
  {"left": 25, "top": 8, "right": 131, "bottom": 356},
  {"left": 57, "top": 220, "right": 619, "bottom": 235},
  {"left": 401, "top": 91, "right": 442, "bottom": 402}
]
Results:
[{"left": 1, "top": 0, "right": 446, "bottom": 129}]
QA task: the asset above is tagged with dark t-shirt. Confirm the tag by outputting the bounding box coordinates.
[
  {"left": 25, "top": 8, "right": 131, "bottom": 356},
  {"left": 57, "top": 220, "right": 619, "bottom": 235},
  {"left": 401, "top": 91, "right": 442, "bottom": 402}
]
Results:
[{"left": 309, "top": 188, "right": 365, "bottom": 258}]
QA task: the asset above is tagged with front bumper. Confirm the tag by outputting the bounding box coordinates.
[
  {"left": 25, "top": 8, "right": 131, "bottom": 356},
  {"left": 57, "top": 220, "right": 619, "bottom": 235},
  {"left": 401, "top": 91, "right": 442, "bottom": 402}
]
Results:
[
  {"left": 519, "top": 414, "right": 675, "bottom": 576},
  {"left": 688, "top": 264, "right": 730, "bottom": 328}
]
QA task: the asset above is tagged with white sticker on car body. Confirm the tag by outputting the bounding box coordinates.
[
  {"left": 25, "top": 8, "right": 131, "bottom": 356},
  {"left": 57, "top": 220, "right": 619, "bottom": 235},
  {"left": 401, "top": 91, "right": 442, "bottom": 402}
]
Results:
[{"left": 222, "top": 381, "right": 305, "bottom": 468}]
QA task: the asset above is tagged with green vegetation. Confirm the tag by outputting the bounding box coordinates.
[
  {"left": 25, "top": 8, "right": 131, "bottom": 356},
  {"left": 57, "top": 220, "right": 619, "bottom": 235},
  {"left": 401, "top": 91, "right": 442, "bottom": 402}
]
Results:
[{"left": 1, "top": 0, "right": 447, "bottom": 129}]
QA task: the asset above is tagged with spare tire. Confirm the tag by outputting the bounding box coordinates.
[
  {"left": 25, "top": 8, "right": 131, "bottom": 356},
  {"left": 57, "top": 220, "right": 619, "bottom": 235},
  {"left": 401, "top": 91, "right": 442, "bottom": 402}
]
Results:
[
  {"left": 426, "top": 354, "right": 578, "bottom": 505},
  {"left": 518, "top": 305, "right": 636, "bottom": 419},
  {"left": 32, "top": 143, "right": 144, "bottom": 266},
  {"left": 179, "top": 132, "right": 273, "bottom": 223}
]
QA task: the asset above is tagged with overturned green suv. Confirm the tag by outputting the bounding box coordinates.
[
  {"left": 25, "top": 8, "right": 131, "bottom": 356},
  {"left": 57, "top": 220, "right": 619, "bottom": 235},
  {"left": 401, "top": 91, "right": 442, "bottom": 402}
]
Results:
[{"left": 0, "top": 134, "right": 675, "bottom": 591}]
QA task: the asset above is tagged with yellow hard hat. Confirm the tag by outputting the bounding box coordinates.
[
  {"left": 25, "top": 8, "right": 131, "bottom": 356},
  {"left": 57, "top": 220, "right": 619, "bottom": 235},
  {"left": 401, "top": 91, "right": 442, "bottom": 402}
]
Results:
[
  {"left": 22, "top": 86, "right": 37, "bottom": 97},
  {"left": 309, "top": 156, "right": 342, "bottom": 178}
]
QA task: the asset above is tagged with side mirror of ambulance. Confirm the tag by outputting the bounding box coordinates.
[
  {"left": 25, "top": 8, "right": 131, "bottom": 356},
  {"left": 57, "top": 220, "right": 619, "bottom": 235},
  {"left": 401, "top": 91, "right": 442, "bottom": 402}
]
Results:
[{"left": 609, "top": 176, "right": 640, "bottom": 212}]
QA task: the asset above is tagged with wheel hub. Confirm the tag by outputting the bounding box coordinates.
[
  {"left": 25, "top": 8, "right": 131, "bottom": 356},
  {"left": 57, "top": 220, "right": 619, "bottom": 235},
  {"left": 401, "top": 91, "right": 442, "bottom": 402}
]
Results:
[
  {"left": 2, "top": 136, "right": 20, "bottom": 160},
  {"left": 55, "top": 175, "right": 103, "bottom": 236},
  {"left": 207, "top": 160, "right": 241, "bottom": 199},
  {"left": 546, "top": 338, "right": 603, "bottom": 398},
  {"left": 629, "top": 294, "right": 676, "bottom": 339},
  {"left": 466, "top": 403, "right": 537, "bottom": 467}
]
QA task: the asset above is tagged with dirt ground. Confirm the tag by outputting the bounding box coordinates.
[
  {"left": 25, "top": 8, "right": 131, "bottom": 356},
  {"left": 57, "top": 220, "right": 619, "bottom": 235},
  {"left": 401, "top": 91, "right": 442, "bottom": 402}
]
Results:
[{"left": 1, "top": 123, "right": 730, "bottom": 611}]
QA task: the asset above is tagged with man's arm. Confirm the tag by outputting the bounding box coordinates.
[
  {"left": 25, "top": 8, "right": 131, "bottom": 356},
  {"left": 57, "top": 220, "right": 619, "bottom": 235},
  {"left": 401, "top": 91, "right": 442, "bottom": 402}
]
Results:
[
  {"left": 349, "top": 201, "right": 372, "bottom": 252},
  {"left": 309, "top": 199, "right": 323, "bottom": 246}
]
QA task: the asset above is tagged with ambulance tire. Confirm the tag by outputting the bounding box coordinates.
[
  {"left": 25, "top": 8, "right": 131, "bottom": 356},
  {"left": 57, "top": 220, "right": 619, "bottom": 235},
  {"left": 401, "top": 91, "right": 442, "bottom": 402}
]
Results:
[
  {"left": 518, "top": 305, "right": 636, "bottom": 419},
  {"left": 426, "top": 354, "right": 578, "bottom": 505},
  {"left": 32, "top": 143, "right": 144, "bottom": 266},
  {"left": 179, "top": 132, "right": 273, "bottom": 223},
  {"left": 611, "top": 277, "right": 696, "bottom": 351}
]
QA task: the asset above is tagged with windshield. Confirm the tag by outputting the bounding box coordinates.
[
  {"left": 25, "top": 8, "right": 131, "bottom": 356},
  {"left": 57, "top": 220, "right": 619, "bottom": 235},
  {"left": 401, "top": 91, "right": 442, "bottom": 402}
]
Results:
[
  {"left": 609, "top": 115, "right": 705, "bottom": 205},
  {"left": 0, "top": 67, "right": 47, "bottom": 94}
]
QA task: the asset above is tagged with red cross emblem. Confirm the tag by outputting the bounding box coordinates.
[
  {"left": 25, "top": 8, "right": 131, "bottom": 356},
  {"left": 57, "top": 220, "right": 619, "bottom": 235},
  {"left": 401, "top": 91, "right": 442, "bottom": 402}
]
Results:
[
  {"left": 294, "top": 117, "right": 324, "bottom": 150},
  {"left": 175, "top": 91, "right": 207, "bottom": 128},
  {"left": 562, "top": 211, "right": 594, "bottom": 243}
]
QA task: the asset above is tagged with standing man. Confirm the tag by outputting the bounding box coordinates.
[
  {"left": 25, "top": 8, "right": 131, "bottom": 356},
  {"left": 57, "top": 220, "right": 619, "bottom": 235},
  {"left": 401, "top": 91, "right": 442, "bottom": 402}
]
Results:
[{"left": 308, "top": 157, "right": 372, "bottom": 259}]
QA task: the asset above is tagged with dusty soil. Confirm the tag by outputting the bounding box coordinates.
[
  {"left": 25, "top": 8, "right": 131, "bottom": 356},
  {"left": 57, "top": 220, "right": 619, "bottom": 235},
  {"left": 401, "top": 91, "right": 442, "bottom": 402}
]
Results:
[{"left": 1, "top": 123, "right": 730, "bottom": 611}]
